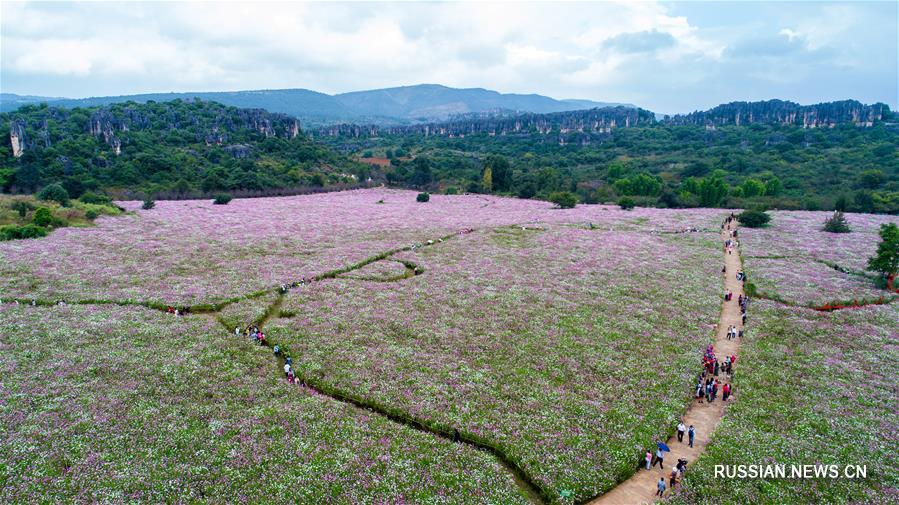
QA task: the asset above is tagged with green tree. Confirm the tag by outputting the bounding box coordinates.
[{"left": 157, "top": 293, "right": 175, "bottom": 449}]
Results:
[
  {"left": 409, "top": 157, "right": 433, "bottom": 187},
  {"left": 857, "top": 169, "right": 885, "bottom": 189},
  {"left": 36, "top": 183, "right": 70, "bottom": 206},
  {"left": 173, "top": 179, "right": 193, "bottom": 195},
  {"left": 549, "top": 191, "right": 577, "bottom": 209},
  {"left": 764, "top": 177, "right": 783, "bottom": 196},
  {"left": 867, "top": 223, "right": 899, "bottom": 291},
  {"left": 614, "top": 173, "right": 661, "bottom": 196},
  {"left": 699, "top": 173, "right": 729, "bottom": 207},
  {"left": 201, "top": 171, "right": 226, "bottom": 192},
  {"left": 737, "top": 209, "right": 770, "bottom": 228},
  {"left": 741, "top": 179, "right": 766, "bottom": 198},
  {"left": 618, "top": 196, "right": 636, "bottom": 210},
  {"left": 517, "top": 181, "right": 537, "bottom": 199},
  {"left": 822, "top": 211, "right": 851, "bottom": 233},
  {"left": 416, "top": 192, "right": 430, "bottom": 203},
  {"left": 483, "top": 155, "right": 512, "bottom": 192},
  {"left": 535, "top": 167, "right": 560, "bottom": 193},
  {"left": 606, "top": 160, "right": 630, "bottom": 181},
  {"left": 834, "top": 194, "right": 849, "bottom": 212},
  {"left": 32, "top": 207, "right": 57, "bottom": 227},
  {"left": 213, "top": 193, "right": 233, "bottom": 205},
  {"left": 681, "top": 177, "right": 701, "bottom": 195},
  {"left": 854, "top": 191, "right": 875, "bottom": 213},
  {"left": 481, "top": 167, "right": 493, "bottom": 194}
]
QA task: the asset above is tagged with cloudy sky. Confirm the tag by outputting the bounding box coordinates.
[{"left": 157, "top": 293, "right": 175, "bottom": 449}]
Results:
[{"left": 1, "top": 1, "right": 896, "bottom": 113}]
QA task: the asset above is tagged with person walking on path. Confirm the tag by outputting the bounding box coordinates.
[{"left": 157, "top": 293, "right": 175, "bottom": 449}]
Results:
[
  {"left": 653, "top": 448, "right": 665, "bottom": 469},
  {"left": 688, "top": 425, "right": 695, "bottom": 447},
  {"left": 670, "top": 468, "right": 678, "bottom": 489},
  {"left": 646, "top": 451, "right": 653, "bottom": 470},
  {"left": 656, "top": 478, "right": 666, "bottom": 497},
  {"left": 677, "top": 422, "right": 686, "bottom": 443}
]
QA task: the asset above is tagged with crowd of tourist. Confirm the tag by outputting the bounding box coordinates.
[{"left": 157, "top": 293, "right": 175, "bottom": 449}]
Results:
[{"left": 649, "top": 214, "right": 746, "bottom": 498}]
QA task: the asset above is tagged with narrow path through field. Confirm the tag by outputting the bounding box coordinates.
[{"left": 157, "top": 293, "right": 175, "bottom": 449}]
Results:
[{"left": 584, "top": 220, "right": 744, "bottom": 504}]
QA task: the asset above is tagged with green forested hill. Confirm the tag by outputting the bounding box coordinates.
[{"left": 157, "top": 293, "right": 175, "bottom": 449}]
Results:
[
  {"left": 318, "top": 102, "right": 899, "bottom": 213},
  {"left": 2, "top": 98, "right": 897, "bottom": 214},
  {"left": 0, "top": 100, "right": 368, "bottom": 199}
]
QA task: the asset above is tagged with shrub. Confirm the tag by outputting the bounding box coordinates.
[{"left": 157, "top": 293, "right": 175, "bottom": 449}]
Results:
[
  {"left": 618, "top": 196, "right": 636, "bottom": 210},
  {"left": 9, "top": 200, "right": 35, "bottom": 218},
  {"left": 822, "top": 211, "right": 851, "bottom": 233},
  {"left": 36, "top": 183, "right": 70, "bottom": 206},
  {"left": 376, "top": 199, "right": 385, "bottom": 204},
  {"left": 142, "top": 199, "right": 155, "bottom": 210},
  {"left": 0, "top": 224, "right": 48, "bottom": 241},
  {"left": 549, "top": 191, "right": 577, "bottom": 209},
  {"left": 444, "top": 187, "right": 459, "bottom": 195},
  {"left": 416, "top": 192, "right": 430, "bottom": 203},
  {"left": 32, "top": 207, "right": 64, "bottom": 228},
  {"left": 85, "top": 208, "right": 100, "bottom": 220},
  {"left": 79, "top": 192, "right": 113, "bottom": 206},
  {"left": 737, "top": 209, "right": 771, "bottom": 228},
  {"left": 213, "top": 193, "right": 233, "bottom": 205}
]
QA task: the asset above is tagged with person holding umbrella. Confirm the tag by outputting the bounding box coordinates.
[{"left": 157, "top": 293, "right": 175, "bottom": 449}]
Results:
[{"left": 653, "top": 442, "right": 670, "bottom": 468}]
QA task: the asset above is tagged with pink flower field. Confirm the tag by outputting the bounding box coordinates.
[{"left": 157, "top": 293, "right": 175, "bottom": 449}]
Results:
[
  {"left": 266, "top": 221, "right": 723, "bottom": 500},
  {"left": 0, "top": 304, "right": 528, "bottom": 503},
  {"left": 4, "top": 189, "right": 894, "bottom": 503},
  {"left": 0, "top": 189, "right": 724, "bottom": 305},
  {"left": 740, "top": 211, "right": 898, "bottom": 305}
]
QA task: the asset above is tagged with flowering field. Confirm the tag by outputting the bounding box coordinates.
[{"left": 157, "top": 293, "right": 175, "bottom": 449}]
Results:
[
  {"left": 13, "top": 189, "right": 894, "bottom": 503},
  {"left": 0, "top": 304, "right": 529, "bottom": 503},
  {"left": 672, "top": 300, "right": 899, "bottom": 504},
  {"left": 740, "top": 211, "right": 897, "bottom": 305},
  {"left": 0, "top": 189, "right": 724, "bottom": 306},
  {"left": 747, "top": 257, "right": 886, "bottom": 306},
  {"left": 267, "top": 223, "right": 722, "bottom": 501},
  {"left": 0, "top": 189, "right": 735, "bottom": 503}
]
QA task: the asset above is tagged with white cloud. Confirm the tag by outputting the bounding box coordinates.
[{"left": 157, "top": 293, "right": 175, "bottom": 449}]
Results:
[{"left": 0, "top": 1, "right": 894, "bottom": 111}]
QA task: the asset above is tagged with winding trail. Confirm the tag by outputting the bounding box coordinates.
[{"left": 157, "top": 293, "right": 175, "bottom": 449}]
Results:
[{"left": 584, "top": 220, "right": 745, "bottom": 505}]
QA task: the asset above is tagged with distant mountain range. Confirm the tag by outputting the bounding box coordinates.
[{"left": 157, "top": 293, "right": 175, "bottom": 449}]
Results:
[{"left": 0, "top": 84, "right": 625, "bottom": 126}]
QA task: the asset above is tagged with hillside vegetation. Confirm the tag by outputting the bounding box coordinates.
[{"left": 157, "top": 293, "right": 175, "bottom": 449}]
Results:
[
  {"left": 0, "top": 100, "right": 367, "bottom": 199},
  {"left": 3, "top": 98, "right": 896, "bottom": 214},
  {"left": 322, "top": 100, "right": 898, "bottom": 213}
]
